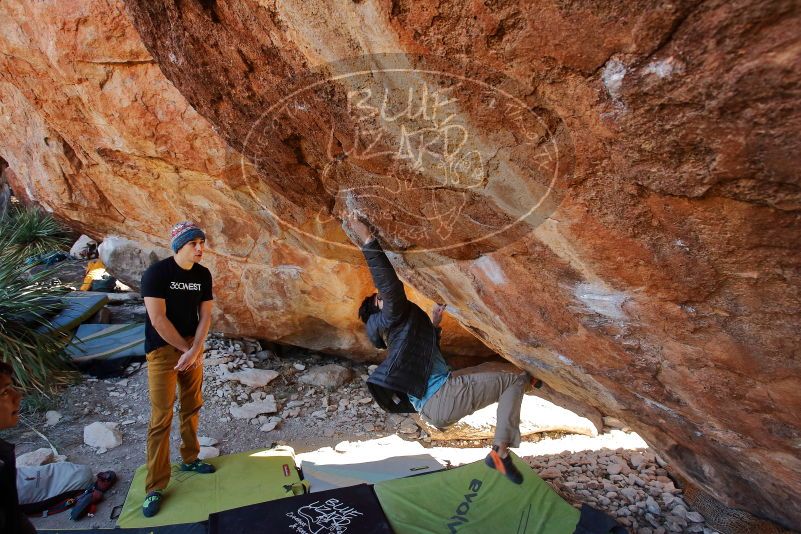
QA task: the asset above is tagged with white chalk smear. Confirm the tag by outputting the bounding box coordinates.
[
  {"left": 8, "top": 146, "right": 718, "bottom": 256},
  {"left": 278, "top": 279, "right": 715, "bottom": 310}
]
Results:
[
  {"left": 574, "top": 281, "right": 629, "bottom": 321},
  {"left": 474, "top": 255, "right": 507, "bottom": 285}
]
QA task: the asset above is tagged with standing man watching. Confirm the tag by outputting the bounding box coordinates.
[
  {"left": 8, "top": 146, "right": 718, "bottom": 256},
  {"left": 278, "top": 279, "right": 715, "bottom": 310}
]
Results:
[
  {"left": 141, "top": 221, "right": 215, "bottom": 517},
  {"left": 343, "top": 213, "right": 538, "bottom": 485}
]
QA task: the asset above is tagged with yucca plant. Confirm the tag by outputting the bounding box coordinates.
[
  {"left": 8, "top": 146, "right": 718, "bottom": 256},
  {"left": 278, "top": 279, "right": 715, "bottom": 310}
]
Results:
[
  {"left": 0, "top": 205, "right": 70, "bottom": 260},
  {"left": 0, "top": 207, "right": 75, "bottom": 392}
]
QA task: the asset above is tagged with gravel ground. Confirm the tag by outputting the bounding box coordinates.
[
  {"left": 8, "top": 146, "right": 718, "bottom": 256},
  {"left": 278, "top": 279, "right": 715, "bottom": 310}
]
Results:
[{"left": 2, "top": 332, "right": 721, "bottom": 533}]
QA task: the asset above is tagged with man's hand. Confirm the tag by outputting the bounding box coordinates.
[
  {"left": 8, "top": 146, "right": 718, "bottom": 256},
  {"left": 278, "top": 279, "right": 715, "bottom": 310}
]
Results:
[
  {"left": 342, "top": 212, "right": 374, "bottom": 246},
  {"left": 432, "top": 303, "right": 447, "bottom": 327},
  {"left": 175, "top": 346, "right": 201, "bottom": 372}
]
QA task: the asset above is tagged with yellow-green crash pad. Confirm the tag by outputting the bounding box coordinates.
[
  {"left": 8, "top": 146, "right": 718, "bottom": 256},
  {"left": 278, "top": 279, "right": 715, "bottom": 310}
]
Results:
[{"left": 117, "top": 447, "right": 301, "bottom": 528}]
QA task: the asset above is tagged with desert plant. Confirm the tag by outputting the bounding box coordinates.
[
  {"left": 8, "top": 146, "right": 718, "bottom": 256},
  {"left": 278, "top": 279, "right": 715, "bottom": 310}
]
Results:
[
  {"left": 0, "top": 208, "right": 75, "bottom": 392},
  {"left": 0, "top": 205, "right": 70, "bottom": 259}
]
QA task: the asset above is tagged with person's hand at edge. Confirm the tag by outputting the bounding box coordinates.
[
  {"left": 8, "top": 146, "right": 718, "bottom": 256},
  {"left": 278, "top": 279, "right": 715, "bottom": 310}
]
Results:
[
  {"left": 432, "top": 303, "right": 447, "bottom": 327},
  {"left": 342, "top": 211, "right": 374, "bottom": 246}
]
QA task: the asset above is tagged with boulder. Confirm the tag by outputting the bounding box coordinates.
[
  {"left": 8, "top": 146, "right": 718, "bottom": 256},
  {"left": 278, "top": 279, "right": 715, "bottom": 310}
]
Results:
[
  {"left": 97, "top": 236, "right": 170, "bottom": 291},
  {"left": 298, "top": 365, "right": 352, "bottom": 388},
  {"left": 69, "top": 235, "right": 97, "bottom": 259},
  {"left": 83, "top": 422, "right": 123, "bottom": 450},
  {"left": 417, "top": 395, "right": 598, "bottom": 441},
  {"left": 223, "top": 368, "right": 280, "bottom": 388},
  {"left": 229, "top": 396, "right": 277, "bottom": 419}
]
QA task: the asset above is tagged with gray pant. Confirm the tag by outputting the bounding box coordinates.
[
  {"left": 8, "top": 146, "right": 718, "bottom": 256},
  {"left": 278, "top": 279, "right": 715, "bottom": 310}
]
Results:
[{"left": 419, "top": 362, "right": 529, "bottom": 447}]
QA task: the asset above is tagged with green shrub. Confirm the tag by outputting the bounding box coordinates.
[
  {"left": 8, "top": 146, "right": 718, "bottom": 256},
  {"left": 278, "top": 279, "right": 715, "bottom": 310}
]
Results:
[
  {"left": 0, "top": 205, "right": 70, "bottom": 260},
  {"left": 0, "top": 207, "right": 75, "bottom": 392}
]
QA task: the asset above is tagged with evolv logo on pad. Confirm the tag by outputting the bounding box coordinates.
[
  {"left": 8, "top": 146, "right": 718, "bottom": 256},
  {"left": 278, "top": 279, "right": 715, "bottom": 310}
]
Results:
[
  {"left": 170, "top": 282, "right": 201, "bottom": 291},
  {"left": 447, "top": 478, "right": 483, "bottom": 532}
]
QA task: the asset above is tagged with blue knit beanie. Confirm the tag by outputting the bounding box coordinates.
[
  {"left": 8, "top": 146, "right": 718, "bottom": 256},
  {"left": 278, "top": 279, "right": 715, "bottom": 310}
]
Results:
[{"left": 170, "top": 221, "right": 206, "bottom": 253}]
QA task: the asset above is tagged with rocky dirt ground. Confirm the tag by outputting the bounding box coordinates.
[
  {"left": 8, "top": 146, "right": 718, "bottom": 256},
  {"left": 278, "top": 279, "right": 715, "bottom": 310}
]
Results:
[{"left": 2, "top": 329, "right": 721, "bottom": 533}]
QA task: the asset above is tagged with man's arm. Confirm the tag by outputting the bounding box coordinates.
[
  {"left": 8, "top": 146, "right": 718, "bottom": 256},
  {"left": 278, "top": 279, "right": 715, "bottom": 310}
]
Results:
[
  {"left": 175, "top": 300, "right": 212, "bottom": 371},
  {"left": 343, "top": 213, "right": 409, "bottom": 324},
  {"left": 144, "top": 297, "right": 192, "bottom": 352}
]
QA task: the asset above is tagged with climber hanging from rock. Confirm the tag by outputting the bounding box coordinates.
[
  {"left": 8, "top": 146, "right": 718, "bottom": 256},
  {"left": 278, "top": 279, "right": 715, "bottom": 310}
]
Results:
[{"left": 341, "top": 211, "right": 542, "bottom": 484}]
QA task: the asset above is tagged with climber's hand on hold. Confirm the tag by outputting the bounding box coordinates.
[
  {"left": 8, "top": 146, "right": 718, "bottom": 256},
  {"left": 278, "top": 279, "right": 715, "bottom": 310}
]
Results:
[
  {"left": 432, "top": 303, "right": 447, "bottom": 327},
  {"left": 343, "top": 211, "right": 374, "bottom": 246}
]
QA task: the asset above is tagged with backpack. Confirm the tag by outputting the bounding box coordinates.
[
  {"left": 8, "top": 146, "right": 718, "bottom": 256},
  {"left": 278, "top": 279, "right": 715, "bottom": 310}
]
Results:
[{"left": 17, "top": 462, "right": 93, "bottom": 515}]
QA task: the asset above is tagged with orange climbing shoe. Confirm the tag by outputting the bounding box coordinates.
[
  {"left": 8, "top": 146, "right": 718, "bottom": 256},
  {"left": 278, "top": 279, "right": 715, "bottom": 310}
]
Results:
[{"left": 485, "top": 447, "right": 523, "bottom": 484}]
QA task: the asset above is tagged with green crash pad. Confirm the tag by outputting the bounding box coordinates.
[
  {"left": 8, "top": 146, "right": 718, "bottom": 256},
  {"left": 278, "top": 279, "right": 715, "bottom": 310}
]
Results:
[
  {"left": 374, "top": 453, "right": 581, "bottom": 534},
  {"left": 66, "top": 323, "right": 146, "bottom": 362},
  {"left": 37, "top": 291, "right": 108, "bottom": 333},
  {"left": 117, "top": 447, "right": 301, "bottom": 529}
]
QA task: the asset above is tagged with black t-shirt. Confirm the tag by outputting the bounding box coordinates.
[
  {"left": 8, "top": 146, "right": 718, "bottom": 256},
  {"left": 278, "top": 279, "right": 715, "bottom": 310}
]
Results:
[{"left": 141, "top": 257, "right": 213, "bottom": 353}]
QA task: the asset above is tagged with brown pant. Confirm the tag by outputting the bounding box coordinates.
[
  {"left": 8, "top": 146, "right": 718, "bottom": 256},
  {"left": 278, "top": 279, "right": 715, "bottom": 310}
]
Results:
[
  {"left": 145, "top": 344, "right": 204, "bottom": 493},
  {"left": 419, "top": 362, "right": 529, "bottom": 447}
]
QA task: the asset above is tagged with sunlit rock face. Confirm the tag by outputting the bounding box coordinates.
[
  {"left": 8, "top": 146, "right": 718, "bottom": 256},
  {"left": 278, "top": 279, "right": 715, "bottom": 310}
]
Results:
[
  {"left": 1, "top": 0, "right": 800, "bottom": 527},
  {"left": 0, "top": 0, "right": 491, "bottom": 361}
]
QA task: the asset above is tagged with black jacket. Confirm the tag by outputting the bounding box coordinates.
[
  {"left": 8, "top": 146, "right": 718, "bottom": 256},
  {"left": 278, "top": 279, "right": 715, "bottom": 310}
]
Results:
[
  {"left": 0, "top": 439, "right": 36, "bottom": 534},
  {"left": 362, "top": 239, "right": 439, "bottom": 413}
]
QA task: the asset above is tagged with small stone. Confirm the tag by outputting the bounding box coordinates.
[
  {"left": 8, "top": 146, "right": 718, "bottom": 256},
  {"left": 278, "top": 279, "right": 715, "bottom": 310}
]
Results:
[
  {"left": 16, "top": 448, "right": 54, "bottom": 467},
  {"left": 254, "top": 350, "right": 274, "bottom": 361},
  {"left": 260, "top": 417, "right": 281, "bottom": 432},
  {"left": 229, "top": 396, "right": 277, "bottom": 419},
  {"left": 399, "top": 418, "right": 419, "bottom": 434},
  {"left": 293, "top": 363, "right": 306, "bottom": 371},
  {"left": 224, "top": 368, "right": 280, "bottom": 388},
  {"left": 539, "top": 467, "right": 562, "bottom": 479},
  {"left": 620, "top": 487, "right": 638, "bottom": 502},
  {"left": 199, "top": 436, "right": 218, "bottom": 446},
  {"left": 672, "top": 505, "right": 688, "bottom": 519},
  {"left": 198, "top": 446, "right": 219, "bottom": 459},
  {"left": 630, "top": 452, "right": 645, "bottom": 468},
  {"left": 44, "top": 410, "right": 62, "bottom": 427},
  {"left": 299, "top": 364, "right": 352, "bottom": 388},
  {"left": 686, "top": 511, "right": 705, "bottom": 523},
  {"left": 645, "top": 496, "right": 660, "bottom": 515},
  {"left": 607, "top": 463, "right": 623, "bottom": 475},
  {"left": 84, "top": 422, "right": 123, "bottom": 449},
  {"left": 603, "top": 416, "right": 626, "bottom": 429}
]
